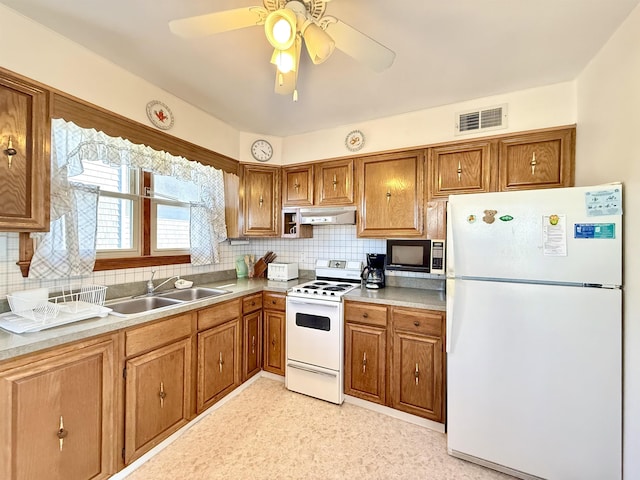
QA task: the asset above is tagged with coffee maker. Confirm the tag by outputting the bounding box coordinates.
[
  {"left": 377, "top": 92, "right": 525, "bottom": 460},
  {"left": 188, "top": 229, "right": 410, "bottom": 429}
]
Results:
[{"left": 361, "top": 253, "right": 386, "bottom": 289}]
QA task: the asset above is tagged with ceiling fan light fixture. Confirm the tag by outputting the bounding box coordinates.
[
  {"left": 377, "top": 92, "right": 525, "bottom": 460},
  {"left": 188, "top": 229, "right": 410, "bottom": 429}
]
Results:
[
  {"left": 301, "top": 22, "right": 335, "bottom": 64},
  {"left": 265, "top": 9, "right": 297, "bottom": 50}
]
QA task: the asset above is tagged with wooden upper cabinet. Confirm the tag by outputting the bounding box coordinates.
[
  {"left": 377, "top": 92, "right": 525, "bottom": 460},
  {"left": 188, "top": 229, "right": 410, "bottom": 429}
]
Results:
[
  {"left": 315, "top": 158, "right": 354, "bottom": 206},
  {"left": 498, "top": 127, "right": 575, "bottom": 191},
  {"left": 282, "top": 164, "right": 314, "bottom": 207},
  {"left": 0, "top": 69, "right": 50, "bottom": 231},
  {"left": 242, "top": 164, "right": 280, "bottom": 237},
  {"left": 357, "top": 150, "right": 425, "bottom": 238},
  {"left": 429, "top": 140, "right": 494, "bottom": 199}
]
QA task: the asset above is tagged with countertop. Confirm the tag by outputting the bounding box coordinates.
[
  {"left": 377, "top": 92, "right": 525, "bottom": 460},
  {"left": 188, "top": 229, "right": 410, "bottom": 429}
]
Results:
[{"left": 0, "top": 278, "right": 445, "bottom": 362}]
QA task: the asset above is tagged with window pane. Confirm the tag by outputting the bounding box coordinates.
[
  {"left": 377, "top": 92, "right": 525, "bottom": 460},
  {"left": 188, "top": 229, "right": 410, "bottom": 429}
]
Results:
[
  {"left": 156, "top": 204, "right": 190, "bottom": 249},
  {"left": 153, "top": 174, "right": 200, "bottom": 203},
  {"left": 73, "top": 162, "right": 137, "bottom": 194},
  {"left": 96, "top": 196, "right": 135, "bottom": 250}
]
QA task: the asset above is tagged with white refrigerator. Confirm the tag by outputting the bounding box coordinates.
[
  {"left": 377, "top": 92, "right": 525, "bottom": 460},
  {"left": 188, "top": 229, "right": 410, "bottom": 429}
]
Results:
[{"left": 446, "top": 183, "right": 622, "bottom": 480}]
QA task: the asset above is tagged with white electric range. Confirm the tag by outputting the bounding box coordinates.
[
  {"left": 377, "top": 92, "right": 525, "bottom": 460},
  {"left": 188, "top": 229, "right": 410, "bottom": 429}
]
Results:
[{"left": 285, "top": 259, "right": 362, "bottom": 404}]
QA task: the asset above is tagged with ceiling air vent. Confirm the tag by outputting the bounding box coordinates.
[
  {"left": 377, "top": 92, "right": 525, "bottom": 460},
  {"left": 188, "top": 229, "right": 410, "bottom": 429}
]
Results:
[{"left": 455, "top": 104, "right": 508, "bottom": 135}]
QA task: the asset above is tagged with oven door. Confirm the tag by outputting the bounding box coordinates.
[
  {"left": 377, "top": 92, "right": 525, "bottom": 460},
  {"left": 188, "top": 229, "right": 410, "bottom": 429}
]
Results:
[{"left": 286, "top": 296, "right": 343, "bottom": 371}]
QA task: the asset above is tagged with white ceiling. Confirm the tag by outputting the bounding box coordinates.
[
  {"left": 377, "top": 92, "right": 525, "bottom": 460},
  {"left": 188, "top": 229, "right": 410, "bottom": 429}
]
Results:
[{"left": 3, "top": 0, "right": 639, "bottom": 137}]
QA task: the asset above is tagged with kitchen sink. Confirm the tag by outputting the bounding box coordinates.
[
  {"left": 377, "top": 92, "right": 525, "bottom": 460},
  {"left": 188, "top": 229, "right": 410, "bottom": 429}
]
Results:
[
  {"left": 155, "top": 287, "right": 232, "bottom": 302},
  {"left": 108, "top": 296, "right": 184, "bottom": 316}
]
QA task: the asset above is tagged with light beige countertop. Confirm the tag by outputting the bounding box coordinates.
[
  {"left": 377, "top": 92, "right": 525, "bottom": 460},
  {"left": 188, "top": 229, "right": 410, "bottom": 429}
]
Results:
[
  {"left": 0, "top": 278, "right": 297, "bottom": 362},
  {"left": 0, "top": 278, "right": 445, "bottom": 362},
  {"left": 345, "top": 286, "right": 446, "bottom": 311}
]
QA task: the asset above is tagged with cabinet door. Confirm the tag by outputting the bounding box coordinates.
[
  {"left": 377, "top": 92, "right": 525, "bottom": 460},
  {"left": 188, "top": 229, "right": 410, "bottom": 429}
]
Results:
[
  {"left": 429, "top": 141, "right": 494, "bottom": 198},
  {"left": 263, "top": 309, "right": 286, "bottom": 376},
  {"left": 498, "top": 127, "right": 575, "bottom": 191},
  {"left": 390, "top": 331, "right": 443, "bottom": 422},
  {"left": 243, "top": 310, "right": 262, "bottom": 381},
  {"left": 357, "top": 150, "right": 425, "bottom": 237},
  {"left": 242, "top": 164, "right": 279, "bottom": 236},
  {"left": 0, "top": 339, "right": 116, "bottom": 480},
  {"left": 315, "top": 158, "right": 354, "bottom": 206},
  {"left": 0, "top": 70, "right": 50, "bottom": 231},
  {"left": 282, "top": 164, "right": 314, "bottom": 206},
  {"left": 197, "top": 319, "right": 241, "bottom": 413},
  {"left": 344, "top": 322, "right": 386, "bottom": 404},
  {"left": 124, "top": 338, "right": 191, "bottom": 464}
]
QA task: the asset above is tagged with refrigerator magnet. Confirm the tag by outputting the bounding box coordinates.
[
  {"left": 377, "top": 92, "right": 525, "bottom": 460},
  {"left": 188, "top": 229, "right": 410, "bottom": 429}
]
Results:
[
  {"left": 499, "top": 215, "right": 513, "bottom": 222},
  {"left": 542, "top": 214, "right": 567, "bottom": 256},
  {"left": 467, "top": 214, "right": 476, "bottom": 223},
  {"left": 482, "top": 210, "right": 497, "bottom": 224}
]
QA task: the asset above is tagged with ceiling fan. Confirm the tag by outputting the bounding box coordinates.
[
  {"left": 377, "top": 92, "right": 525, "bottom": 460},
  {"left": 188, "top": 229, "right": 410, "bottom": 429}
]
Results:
[{"left": 169, "top": 0, "right": 396, "bottom": 100}]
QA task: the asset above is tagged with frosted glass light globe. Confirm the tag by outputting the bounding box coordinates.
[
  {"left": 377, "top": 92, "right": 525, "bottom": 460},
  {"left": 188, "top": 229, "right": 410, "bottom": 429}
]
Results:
[{"left": 273, "top": 18, "right": 292, "bottom": 44}]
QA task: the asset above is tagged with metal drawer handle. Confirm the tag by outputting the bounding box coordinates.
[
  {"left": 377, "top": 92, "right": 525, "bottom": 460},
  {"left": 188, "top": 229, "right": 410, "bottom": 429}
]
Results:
[
  {"left": 362, "top": 351, "right": 367, "bottom": 373},
  {"left": 57, "top": 416, "right": 67, "bottom": 451},
  {"left": 272, "top": 335, "right": 277, "bottom": 348},
  {"left": 415, "top": 363, "right": 420, "bottom": 386},
  {"left": 219, "top": 352, "right": 224, "bottom": 373},
  {"left": 457, "top": 160, "right": 462, "bottom": 182},
  {"left": 159, "top": 381, "right": 167, "bottom": 408},
  {"left": 414, "top": 321, "right": 420, "bottom": 327},
  {"left": 530, "top": 152, "right": 537, "bottom": 175},
  {"left": 363, "top": 312, "right": 368, "bottom": 318},
  {"left": 251, "top": 335, "right": 256, "bottom": 354}
]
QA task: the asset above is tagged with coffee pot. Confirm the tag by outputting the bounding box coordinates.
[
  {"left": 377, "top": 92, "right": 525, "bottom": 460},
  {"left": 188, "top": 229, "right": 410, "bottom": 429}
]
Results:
[{"left": 361, "top": 253, "right": 386, "bottom": 289}]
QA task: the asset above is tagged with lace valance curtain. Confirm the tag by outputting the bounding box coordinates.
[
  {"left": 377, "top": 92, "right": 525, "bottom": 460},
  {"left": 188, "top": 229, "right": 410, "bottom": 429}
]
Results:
[{"left": 29, "top": 118, "right": 227, "bottom": 279}]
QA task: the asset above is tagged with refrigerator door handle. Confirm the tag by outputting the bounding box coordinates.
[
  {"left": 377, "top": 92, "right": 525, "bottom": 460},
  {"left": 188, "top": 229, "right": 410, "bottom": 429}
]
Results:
[{"left": 445, "top": 278, "right": 454, "bottom": 353}]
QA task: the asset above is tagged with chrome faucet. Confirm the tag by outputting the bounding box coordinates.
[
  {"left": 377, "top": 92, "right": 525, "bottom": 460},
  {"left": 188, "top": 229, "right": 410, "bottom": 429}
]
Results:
[
  {"left": 146, "top": 270, "right": 157, "bottom": 294},
  {"left": 146, "top": 270, "right": 181, "bottom": 295}
]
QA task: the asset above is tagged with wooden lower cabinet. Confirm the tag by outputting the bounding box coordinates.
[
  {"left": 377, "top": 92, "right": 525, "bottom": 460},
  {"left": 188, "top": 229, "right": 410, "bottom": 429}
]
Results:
[
  {"left": 344, "top": 322, "right": 386, "bottom": 404},
  {"left": 344, "top": 300, "right": 445, "bottom": 422},
  {"left": 0, "top": 336, "right": 117, "bottom": 480},
  {"left": 124, "top": 337, "right": 191, "bottom": 464},
  {"left": 197, "top": 319, "right": 241, "bottom": 413},
  {"left": 242, "top": 310, "right": 262, "bottom": 381},
  {"left": 390, "top": 307, "right": 445, "bottom": 422},
  {"left": 263, "top": 291, "right": 286, "bottom": 376}
]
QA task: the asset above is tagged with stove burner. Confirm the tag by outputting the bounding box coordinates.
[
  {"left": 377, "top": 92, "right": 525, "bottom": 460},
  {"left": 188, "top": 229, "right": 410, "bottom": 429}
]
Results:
[
  {"left": 313, "top": 281, "right": 330, "bottom": 286},
  {"left": 324, "top": 286, "right": 346, "bottom": 292},
  {"left": 304, "top": 286, "right": 321, "bottom": 290},
  {"left": 336, "top": 283, "right": 355, "bottom": 288}
]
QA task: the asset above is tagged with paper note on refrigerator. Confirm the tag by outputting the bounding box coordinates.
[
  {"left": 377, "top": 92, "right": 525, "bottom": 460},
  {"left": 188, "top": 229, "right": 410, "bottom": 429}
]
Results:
[
  {"left": 585, "top": 188, "right": 622, "bottom": 217},
  {"left": 543, "top": 214, "right": 567, "bottom": 256}
]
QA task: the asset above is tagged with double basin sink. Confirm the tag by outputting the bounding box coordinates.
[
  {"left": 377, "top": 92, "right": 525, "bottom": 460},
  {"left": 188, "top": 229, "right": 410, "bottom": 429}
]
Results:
[{"left": 108, "top": 287, "right": 232, "bottom": 316}]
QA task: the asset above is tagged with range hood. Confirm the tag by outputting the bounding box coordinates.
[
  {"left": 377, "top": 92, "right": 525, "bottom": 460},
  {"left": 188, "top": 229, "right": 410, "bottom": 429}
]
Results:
[{"left": 299, "top": 206, "right": 357, "bottom": 225}]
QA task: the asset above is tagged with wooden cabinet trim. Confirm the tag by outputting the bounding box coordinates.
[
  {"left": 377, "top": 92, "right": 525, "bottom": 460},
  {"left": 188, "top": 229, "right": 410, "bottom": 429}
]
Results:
[
  {"left": 282, "top": 164, "right": 314, "bottom": 207},
  {"left": 314, "top": 158, "right": 355, "bottom": 206}
]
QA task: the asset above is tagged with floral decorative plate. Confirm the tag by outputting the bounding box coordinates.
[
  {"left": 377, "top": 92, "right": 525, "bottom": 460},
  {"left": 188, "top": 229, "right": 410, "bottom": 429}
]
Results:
[
  {"left": 345, "top": 129, "right": 365, "bottom": 152},
  {"left": 146, "top": 100, "right": 174, "bottom": 130}
]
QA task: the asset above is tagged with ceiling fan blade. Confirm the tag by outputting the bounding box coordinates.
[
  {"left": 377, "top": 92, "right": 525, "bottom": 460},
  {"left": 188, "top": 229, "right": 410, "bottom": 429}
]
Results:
[
  {"left": 322, "top": 17, "right": 395, "bottom": 72},
  {"left": 169, "top": 7, "right": 267, "bottom": 38}
]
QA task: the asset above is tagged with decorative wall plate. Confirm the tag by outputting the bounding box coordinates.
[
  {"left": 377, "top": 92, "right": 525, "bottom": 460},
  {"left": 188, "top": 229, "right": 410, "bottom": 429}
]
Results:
[
  {"left": 146, "top": 100, "right": 175, "bottom": 130},
  {"left": 345, "top": 129, "right": 365, "bottom": 152}
]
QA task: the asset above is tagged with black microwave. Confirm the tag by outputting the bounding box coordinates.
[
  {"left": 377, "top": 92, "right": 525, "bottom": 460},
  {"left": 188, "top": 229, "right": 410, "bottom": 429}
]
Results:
[{"left": 385, "top": 239, "right": 445, "bottom": 275}]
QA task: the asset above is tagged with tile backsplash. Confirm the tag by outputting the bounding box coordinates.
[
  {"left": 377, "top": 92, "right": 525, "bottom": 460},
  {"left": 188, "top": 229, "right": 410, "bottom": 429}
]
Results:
[{"left": 0, "top": 225, "right": 443, "bottom": 298}]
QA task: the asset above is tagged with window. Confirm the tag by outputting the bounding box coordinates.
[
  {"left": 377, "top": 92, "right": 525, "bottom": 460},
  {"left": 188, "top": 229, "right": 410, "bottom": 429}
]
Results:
[{"left": 72, "top": 165, "right": 202, "bottom": 260}]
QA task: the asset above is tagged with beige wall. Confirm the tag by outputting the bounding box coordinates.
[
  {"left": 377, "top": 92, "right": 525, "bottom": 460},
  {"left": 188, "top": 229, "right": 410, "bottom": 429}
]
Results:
[
  {"left": 0, "top": 4, "right": 240, "bottom": 159},
  {"left": 576, "top": 3, "right": 640, "bottom": 477}
]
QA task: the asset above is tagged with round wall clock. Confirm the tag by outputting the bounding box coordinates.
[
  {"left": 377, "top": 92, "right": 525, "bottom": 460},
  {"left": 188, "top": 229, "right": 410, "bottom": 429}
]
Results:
[
  {"left": 146, "top": 100, "right": 174, "bottom": 130},
  {"left": 251, "top": 139, "right": 273, "bottom": 162},
  {"left": 345, "top": 129, "right": 365, "bottom": 152}
]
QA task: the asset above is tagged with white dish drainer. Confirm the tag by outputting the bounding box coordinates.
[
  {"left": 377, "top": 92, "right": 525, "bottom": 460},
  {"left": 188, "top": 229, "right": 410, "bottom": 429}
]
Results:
[{"left": 2, "top": 285, "right": 112, "bottom": 334}]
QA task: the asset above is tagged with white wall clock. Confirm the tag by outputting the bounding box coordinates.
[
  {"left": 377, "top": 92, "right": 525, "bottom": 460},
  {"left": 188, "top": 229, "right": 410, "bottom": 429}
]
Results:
[
  {"left": 345, "top": 129, "right": 365, "bottom": 152},
  {"left": 146, "top": 100, "right": 174, "bottom": 130},
  {"left": 251, "top": 139, "right": 273, "bottom": 162}
]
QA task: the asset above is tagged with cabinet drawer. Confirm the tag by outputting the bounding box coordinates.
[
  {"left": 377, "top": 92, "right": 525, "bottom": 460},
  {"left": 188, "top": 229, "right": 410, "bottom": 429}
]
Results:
[
  {"left": 392, "top": 307, "right": 443, "bottom": 337},
  {"left": 263, "top": 291, "right": 286, "bottom": 311},
  {"left": 125, "top": 313, "right": 193, "bottom": 357},
  {"left": 198, "top": 299, "right": 241, "bottom": 331},
  {"left": 243, "top": 293, "right": 263, "bottom": 314},
  {"left": 345, "top": 302, "right": 387, "bottom": 327}
]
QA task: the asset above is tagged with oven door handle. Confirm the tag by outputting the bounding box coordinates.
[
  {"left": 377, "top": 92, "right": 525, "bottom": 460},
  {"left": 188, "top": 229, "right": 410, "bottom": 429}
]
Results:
[
  {"left": 287, "top": 363, "right": 338, "bottom": 378},
  {"left": 287, "top": 299, "right": 341, "bottom": 307}
]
